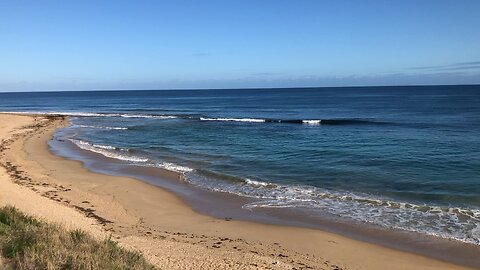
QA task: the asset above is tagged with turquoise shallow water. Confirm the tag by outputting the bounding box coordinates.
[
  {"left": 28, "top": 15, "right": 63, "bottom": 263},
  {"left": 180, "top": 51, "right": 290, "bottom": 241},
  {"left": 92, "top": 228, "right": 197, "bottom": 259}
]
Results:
[{"left": 1, "top": 85, "right": 479, "bottom": 244}]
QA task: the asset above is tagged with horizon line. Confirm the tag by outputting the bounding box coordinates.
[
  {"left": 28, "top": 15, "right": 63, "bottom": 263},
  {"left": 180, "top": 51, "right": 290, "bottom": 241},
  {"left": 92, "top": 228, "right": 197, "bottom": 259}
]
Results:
[{"left": 0, "top": 83, "right": 479, "bottom": 94}]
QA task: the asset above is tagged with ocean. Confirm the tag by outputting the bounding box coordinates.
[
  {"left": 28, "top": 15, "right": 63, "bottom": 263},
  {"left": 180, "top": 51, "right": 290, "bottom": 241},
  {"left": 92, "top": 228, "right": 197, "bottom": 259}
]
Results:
[{"left": 1, "top": 85, "right": 479, "bottom": 245}]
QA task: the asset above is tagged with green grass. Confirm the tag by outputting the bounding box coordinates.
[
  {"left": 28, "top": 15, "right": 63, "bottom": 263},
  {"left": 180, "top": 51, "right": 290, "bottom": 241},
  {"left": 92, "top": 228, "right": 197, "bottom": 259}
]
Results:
[{"left": 0, "top": 205, "right": 157, "bottom": 270}]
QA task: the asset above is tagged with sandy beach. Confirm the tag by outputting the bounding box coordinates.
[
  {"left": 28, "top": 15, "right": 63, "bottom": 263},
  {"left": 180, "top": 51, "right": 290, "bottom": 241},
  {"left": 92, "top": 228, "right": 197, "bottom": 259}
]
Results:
[{"left": 0, "top": 113, "right": 476, "bottom": 270}]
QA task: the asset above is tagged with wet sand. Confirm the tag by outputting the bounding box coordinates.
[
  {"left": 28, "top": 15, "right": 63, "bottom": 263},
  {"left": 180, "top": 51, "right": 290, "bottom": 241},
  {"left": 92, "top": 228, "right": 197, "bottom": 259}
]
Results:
[{"left": 0, "top": 113, "right": 477, "bottom": 270}]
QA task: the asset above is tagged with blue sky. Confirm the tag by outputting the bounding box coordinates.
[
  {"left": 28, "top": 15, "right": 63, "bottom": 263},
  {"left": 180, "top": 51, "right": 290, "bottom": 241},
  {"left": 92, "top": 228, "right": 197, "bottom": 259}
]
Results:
[{"left": 1, "top": 0, "right": 479, "bottom": 91}]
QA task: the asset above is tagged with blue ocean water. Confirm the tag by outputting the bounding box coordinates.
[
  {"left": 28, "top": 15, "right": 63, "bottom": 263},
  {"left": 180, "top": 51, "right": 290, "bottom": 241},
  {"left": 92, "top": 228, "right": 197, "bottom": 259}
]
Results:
[{"left": 1, "top": 85, "right": 479, "bottom": 244}]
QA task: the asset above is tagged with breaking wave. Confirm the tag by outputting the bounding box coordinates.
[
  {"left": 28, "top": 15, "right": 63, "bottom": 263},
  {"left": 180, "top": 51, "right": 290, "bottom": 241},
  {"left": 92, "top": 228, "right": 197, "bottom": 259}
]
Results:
[
  {"left": 68, "top": 139, "right": 193, "bottom": 173},
  {"left": 4, "top": 111, "right": 387, "bottom": 126},
  {"left": 200, "top": 117, "right": 385, "bottom": 125},
  {"left": 69, "top": 139, "right": 149, "bottom": 162},
  {"left": 182, "top": 172, "right": 480, "bottom": 245},
  {"left": 200, "top": 117, "right": 266, "bottom": 123}
]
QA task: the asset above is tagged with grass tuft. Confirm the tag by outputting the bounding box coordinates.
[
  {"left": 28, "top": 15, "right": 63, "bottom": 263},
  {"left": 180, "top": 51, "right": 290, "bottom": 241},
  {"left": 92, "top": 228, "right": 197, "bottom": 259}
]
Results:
[{"left": 0, "top": 205, "right": 156, "bottom": 270}]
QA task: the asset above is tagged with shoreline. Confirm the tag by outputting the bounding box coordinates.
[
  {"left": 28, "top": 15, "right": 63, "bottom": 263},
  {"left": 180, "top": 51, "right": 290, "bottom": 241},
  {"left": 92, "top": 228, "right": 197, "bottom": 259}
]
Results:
[{"left": 0, "top": 113, "right": 478, "bottom": 269}]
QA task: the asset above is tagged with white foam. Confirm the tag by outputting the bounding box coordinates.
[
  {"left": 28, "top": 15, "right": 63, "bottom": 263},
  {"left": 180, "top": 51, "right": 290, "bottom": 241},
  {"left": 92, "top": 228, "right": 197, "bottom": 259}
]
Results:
[
  {"left": 200, "top": 117, "right": 265, "bottom": 123},
  {"left": 91, "top": 143, "right": 116, "bottom": 150},
  {"left": 69, "top": 139, "right": 193, "bottom": 174},
  {"left": 244, "top": 178, "right": 271, "bottom": 187},
  {"left": 183, "top": 172, "right": 480, "bottom": 245},
  {"left": 69, "top": 139, "right": 148, "bottom": 162},
  {"left": 155, "top": 162, "right": 194, "bottom": 173},
  {"left": 302, "top": 120, "right": 322, "bottom": 125}
]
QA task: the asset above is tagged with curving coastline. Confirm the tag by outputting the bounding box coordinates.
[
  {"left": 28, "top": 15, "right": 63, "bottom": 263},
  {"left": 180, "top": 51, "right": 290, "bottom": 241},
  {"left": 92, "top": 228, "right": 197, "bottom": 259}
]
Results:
[{"left": 0, "top": 113, "right": 478, "bottom": 269}]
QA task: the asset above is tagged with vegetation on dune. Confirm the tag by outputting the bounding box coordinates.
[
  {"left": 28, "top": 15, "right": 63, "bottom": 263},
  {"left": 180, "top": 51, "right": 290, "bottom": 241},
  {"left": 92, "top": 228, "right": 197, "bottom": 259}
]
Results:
[{"left": 0, "top": 205, "right": 156, "bottom": 270}]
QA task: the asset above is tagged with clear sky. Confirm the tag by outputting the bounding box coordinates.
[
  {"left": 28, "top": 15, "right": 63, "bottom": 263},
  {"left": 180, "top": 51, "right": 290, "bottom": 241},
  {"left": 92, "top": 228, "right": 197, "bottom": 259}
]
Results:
[{"left": 1, "top": 0, "right": 479, "bottom": 91}]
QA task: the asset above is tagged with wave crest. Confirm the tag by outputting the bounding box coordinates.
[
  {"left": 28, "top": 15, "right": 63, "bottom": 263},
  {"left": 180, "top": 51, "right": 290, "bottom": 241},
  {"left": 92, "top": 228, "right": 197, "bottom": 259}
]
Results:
[
  {"left": 69, "top": 139, "right": 149, "bottom": 162},
  {"left": 200, "top": 117, "right": 266, "bottom": 123}
]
